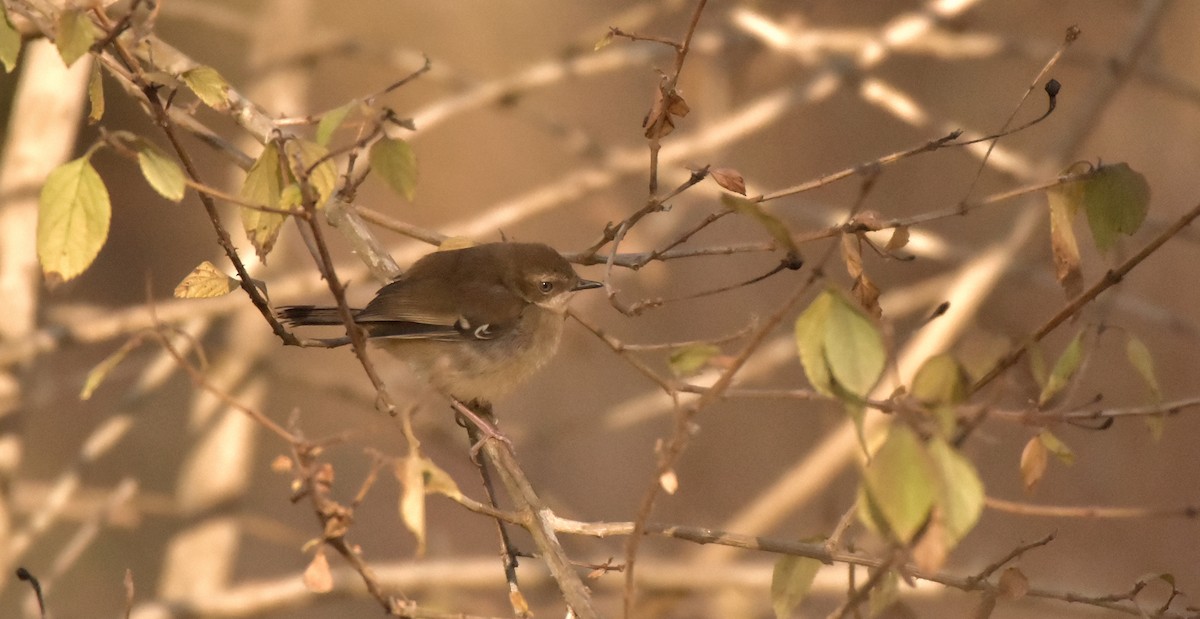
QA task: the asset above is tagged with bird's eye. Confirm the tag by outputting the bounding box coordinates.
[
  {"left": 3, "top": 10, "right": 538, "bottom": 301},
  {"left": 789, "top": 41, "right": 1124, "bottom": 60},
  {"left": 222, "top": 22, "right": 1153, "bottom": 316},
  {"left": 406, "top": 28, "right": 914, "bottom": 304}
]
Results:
[{"left": 539, "top": 280, "right": 554, "bottom": 293}]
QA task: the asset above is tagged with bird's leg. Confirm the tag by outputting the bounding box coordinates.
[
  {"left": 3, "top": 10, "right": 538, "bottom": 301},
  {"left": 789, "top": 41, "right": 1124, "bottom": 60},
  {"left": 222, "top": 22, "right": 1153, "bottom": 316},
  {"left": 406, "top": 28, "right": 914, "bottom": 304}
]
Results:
[{"left": 451, "top": 398, "right": 515, "bottom": 460}]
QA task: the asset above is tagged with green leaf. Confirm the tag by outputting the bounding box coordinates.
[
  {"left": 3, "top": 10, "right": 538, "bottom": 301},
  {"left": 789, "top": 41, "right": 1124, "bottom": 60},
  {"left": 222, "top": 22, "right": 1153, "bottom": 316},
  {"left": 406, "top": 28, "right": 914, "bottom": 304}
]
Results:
[
  {"left": 370, "top": 137, "right": 418, "bottom": 201},
  {"left": 927, "top": 438, "right": 984, "bottom": 545},
  {"left": 55, "top": 8, "right": 95, "bottom": 67},
  {"left": 1038, "top": 430, "right": 1075, "bottom": 466},
  {"left": 174, "top": 261, "right": 239, "bottom": 299},
  {"left": 181, "top": 65, "right": 231, "bottom": 109},
  {"left": 912, "top": 353, "right": 966, "bottom": 407},
  {"left": 824, "top": 291, "right": 886, "bottom": 398},
  {"left": 0, "top": 5, "right": 20, "bottom": 73},
  {"left": 794, "top": 291, "right": 835, "bottom": 396},
  {"left": 668, "top": 343, "right": 720, "bottom": 378},
  {"left": 1082, "top": 163, "right": 1150, "bottom": 252},
  {"left": 1027, "top": 341, "right": 1048, "bottom": 390},
  {"left": 135, "top": 140, "right": 185, "bottom": 202},
  {"left": 284, "top": 139, "right": 337, "bottom": 206},
  {"left": 771, "top": 555, "right": 822, "bottom": 619},
  {"left": 80, "top": 338, "right": 143, "bottom": 400},
  {"left": 868, "top": 570, "right": 900, "bottom": 617},
  {"left": 861, "top": 424, "right": 937, "bottom": 542},
  {"left": 1126, "top": 334, "right": 1161, "bottom": 403},
  {"left": 722, "top": 194, "right": 800, "bottom": 255},
  {"left": 87, "top": 59, "right": 104, "bottom": 124},
  {"left": 240, "top": 142, "right": 286, "bottom": 258},
  {"left": 316, "top": 102, "right": 354, "bottom": 146},
  {"left": 1038, "top": 331, "right": 1085, "bottom": 406},
  {"left": 37, "top": 156, "right": 111, "bottom": 283}
]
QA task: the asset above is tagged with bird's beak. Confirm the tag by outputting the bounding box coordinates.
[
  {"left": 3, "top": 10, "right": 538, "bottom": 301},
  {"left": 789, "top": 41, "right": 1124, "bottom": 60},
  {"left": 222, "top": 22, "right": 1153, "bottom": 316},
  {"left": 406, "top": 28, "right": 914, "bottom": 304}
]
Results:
[{"left": 573, "top": 278, "right": 603, "bottom": 291}]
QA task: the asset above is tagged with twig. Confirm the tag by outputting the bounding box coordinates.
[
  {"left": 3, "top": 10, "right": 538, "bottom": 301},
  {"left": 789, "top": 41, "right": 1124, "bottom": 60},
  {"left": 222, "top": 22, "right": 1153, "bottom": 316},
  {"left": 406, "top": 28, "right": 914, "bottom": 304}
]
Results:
[
  {"left": 985, "top": 498, "right": 1198, "bottom": 520},
  {"left": 966, "top": 533, "right": 1055, "bottom": 585},
  {"left": 956, "top": 197, "right": 1200, "bottom": 445}
]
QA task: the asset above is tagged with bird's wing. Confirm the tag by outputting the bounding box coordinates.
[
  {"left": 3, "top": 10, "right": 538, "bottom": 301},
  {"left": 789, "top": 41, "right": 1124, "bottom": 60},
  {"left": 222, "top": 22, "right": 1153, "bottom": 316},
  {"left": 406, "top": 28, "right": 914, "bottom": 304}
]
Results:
[{"left": 354, "top": 276, "right": 526, "bottom": 341}]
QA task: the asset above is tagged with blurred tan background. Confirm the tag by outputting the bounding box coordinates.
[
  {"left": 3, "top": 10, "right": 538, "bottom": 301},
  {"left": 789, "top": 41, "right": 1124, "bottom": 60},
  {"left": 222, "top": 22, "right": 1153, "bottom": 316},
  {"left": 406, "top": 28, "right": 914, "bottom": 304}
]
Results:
[{"left": 2, "top": 0, "right": 1199, "bottom": 617}]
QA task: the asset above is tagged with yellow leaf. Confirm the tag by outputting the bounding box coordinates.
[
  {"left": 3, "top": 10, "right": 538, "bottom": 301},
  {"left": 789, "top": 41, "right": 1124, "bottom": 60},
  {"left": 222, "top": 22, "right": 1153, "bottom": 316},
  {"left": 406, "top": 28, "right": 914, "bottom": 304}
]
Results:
[
  {"left": 181, "top": 65, "right": 231, "bottom": 109},
  {"left": 722, "top": 194, "right": 799, "bottom": 255},
  {"left": 55, "top": 9, "right": 95, "bottom": 67},
  {"left": 80, "top": 338, "right": 143, "bottom": 400},
  {"left": 668, "top": 344, "right": 720, "bottom": 378},
  {"left": 911, "top": 354, "right": 966, "bottom": 407},
  {"left": 771, "top": 555, "right": 821, "bottom": 618},
  {"left": 284, "top": 139, "right": 337, "bottom": 206},
  {"left": 868, "top": 570, "right": 900, "bottom": 617},
  {"left": 37, "top": 157, "right": 111, "bottom": 283},
  {"left": 135, "top": 140, "right": 185, "bottom": 202},
  {"left": 0, "top": 5, "right": 21, "bottom": 73},
  {"left": 1126, "top": 334, "right": 1161, "bottom": 403},
  {"left": 174, "top": 261, "right": 239, "bottom": 299},
  {"left": 316, "top": 102, "right": 354, "bottom": 146},
  {"left": 794, "top": 291, "right": 834, "bottom": 396},
  {"left": 1082, "top": 163, "right": 1150, "bottom": 252},
  {"left": 1038, "top": 331, "right": 1085, "bottom": 407},
  {"left": 370, "top": 137, "right": 418, "bottom": 201},
  {"left": 87, "top": 60, "right": 104, "bottom": 124},
  {"left": 861, "top": 424, "right": 936, "bottom": 542},
  {"left": 927, "top": 438, "right": 983, "bottom": 545},
  {"left": 824, "top": 291, "right": 886, "bottom": 398},
  {"left": 1038, "top": 430, "right": 1075, "bottom": 465},
  {"left": 240, "top": 142, "right": 287, "bottom": 259}
]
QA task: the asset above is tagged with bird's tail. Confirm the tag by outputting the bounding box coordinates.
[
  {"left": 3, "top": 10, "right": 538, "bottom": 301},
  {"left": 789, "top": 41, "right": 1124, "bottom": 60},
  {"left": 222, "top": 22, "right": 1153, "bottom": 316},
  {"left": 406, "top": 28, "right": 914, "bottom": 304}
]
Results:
[{"left": 276, "top": 305, "right": 361, "bottom": 326}]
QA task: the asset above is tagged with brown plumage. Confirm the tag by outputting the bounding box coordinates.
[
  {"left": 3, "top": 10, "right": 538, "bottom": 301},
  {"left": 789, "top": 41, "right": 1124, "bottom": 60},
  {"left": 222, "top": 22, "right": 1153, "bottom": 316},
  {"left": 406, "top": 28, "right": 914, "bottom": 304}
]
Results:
[{"left": 278, "top": 242, "right": 600, "bottom": 402}]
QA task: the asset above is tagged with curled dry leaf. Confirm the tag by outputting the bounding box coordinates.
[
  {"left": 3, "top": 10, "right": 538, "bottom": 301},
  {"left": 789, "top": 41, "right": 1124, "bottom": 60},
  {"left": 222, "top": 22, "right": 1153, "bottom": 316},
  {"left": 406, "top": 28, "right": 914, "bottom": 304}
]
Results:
[
  {"left": 303, "top": 550, "right": 334, "bottom": 593},
  {"left": 710, "top": 167, "right": 746, "bottom": 195},
  {"left": 911, "top": 508, "right": 948, "bottom": 574},
  {"left": 886, "top": 225, "right": 910, "bottom": 251},
  {"left": 270, "top": 454, "right": 293, "bottom": 473},
  {"left": 659, "top": 469, "right": 679, "bottom": 494},
  {"left": 1019, "top": 435, "right": 1048, "bottom": 494},
  {"left": 998, "top": 567, "right": 1029, "bottom": 600}
]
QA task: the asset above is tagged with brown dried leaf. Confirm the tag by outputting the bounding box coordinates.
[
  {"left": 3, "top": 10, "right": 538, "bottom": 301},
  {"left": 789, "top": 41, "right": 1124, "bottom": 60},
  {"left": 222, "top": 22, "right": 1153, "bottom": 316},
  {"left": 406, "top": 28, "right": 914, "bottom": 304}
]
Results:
[
  {"left": 841, "top": 234, "right": 864, "bottom": 280},
  {"left": 853, "top": 272, "right": 882, "bottom": 319},
  {"left": 643, "top": 87, "right": 689, "bottom": 139},
  {"left": 659, "top": 469, "right": 679, "bottom": 494},
  {"left": 594, "top": 29, "right": 615, "bottom": 51},
  {"left": 1019, "top": 436, "right": 1047, "bottom": 494},
  {"left": 911, "top": 508, "right": 948, "bottom": 574},
  {"left": 886, "top": 225, "right": 910, "bottom": 251},
  {"left": 270, "top": 455, "right": 293, "bottom": 473},
  {"left": 1049, "top": 189, "right": 1083, "bottom": 298},
  {"left": 998, "top": 567, "right": 1029, "bottom": 600},
  {"left": 509, "top": 590, "right": 531, "bottom": 616},
  {"left": 303, "top": 550, "right": 333, "bottom": 593},
  {"left": 710, "top": 167, "right": 746, "bottom": 195},
  {"left": 396, "top": 455, "right": 427, "bottom": 556}
]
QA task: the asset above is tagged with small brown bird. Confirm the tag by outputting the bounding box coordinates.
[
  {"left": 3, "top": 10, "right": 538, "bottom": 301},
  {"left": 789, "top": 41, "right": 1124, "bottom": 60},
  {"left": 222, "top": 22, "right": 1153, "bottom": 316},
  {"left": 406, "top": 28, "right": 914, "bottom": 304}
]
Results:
[{"left": 278, "top": 242, "right": 601, "bottom": 403}]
